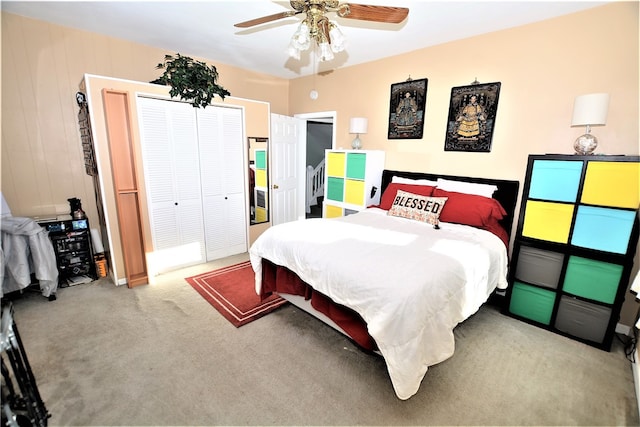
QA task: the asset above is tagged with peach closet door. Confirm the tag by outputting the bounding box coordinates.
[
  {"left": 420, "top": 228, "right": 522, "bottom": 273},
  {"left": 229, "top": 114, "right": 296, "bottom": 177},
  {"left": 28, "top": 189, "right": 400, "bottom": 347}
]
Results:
[{"left": 102, "top": 89, "right": 148, "bottom": 287}]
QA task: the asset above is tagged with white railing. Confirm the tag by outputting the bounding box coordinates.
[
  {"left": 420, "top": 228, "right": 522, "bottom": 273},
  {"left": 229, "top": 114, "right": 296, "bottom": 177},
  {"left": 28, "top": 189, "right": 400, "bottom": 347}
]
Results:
[{"left": 306, "top": 159, "right": 325, "bottom": 213}]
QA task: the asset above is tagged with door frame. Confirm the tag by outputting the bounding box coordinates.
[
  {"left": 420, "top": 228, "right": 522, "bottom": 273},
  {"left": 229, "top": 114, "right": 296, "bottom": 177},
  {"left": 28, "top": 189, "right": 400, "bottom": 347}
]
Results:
[
  {"left": 269, "top": 111, "right": 336, "bottom": 226},
  {"left": 295, "top": 111, "right": 337, "bottom": 150},
  {"left": 294, "top": 111, "right": 336, "bottom": 219}
]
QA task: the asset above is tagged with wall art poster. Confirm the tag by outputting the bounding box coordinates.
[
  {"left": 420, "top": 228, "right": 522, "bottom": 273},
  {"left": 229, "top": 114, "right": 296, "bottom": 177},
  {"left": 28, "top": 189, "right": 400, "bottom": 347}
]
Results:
[
  {"left": 444, "top": 82, "right": 501, "bottom": 152},
  {"left": 388, "top": 78, "right": 428, "bottom": 139}
]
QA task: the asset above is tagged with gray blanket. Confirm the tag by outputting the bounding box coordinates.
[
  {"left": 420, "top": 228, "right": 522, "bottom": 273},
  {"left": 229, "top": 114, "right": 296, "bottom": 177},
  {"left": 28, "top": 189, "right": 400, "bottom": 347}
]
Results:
[{"left": 1, "top": 216, "right": 58, "bottom": 298}]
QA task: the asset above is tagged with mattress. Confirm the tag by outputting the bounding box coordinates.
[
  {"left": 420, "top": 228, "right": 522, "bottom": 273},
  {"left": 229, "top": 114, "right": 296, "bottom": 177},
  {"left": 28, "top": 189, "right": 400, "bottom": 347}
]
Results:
[{"left": 249, "top": 207, "right": 508, "bottom": 399}]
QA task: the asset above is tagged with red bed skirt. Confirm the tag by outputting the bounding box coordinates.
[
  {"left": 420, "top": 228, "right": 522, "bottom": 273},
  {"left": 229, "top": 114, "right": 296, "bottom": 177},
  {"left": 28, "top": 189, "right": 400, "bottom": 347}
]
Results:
[{"left": 261, "top": 259, "right": 377, "bottom": 351}]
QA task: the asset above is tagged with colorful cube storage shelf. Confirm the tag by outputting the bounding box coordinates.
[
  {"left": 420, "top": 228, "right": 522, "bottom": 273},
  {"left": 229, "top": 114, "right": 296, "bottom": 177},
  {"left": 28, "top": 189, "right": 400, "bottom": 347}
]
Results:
[
  {"left": 323, "top": 150, "right": 385, "bottom": 218},
  {"left": 506, "top": 154, "right": 639, "bottom": 351}
]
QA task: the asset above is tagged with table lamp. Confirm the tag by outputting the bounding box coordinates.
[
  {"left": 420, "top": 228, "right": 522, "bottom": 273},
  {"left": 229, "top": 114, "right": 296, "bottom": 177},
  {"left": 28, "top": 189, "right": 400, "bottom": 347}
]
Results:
[
  {"left": 571, "top": 93, "right": 609, "bottom": 155},
  {"left": 349, "top": 117, "right": 368, "bottom": 150}
]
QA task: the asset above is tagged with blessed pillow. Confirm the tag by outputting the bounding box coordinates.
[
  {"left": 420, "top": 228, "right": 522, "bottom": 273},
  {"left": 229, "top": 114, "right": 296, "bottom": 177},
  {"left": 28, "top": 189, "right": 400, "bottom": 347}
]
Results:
[
  {"left": 387, "top": 190, "right": 448, "bottom": 226},
  {"left": 376, "top": 183, "right": 435, "bottom": 210},
  {"left": 433, "top": 188, "right": 507, "bottom": 228},
  {"left": 436, "top": 178, "right": 498, "bottom": 198}
]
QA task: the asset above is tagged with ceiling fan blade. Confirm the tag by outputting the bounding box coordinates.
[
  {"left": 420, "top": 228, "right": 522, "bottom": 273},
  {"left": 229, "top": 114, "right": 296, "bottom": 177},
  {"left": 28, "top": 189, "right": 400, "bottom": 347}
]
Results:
[
  {"left": 234, "top": 10, "right": 299, "bottom": 28},
  {"left": 340, "top": 4, "right": 409, "bottom": 24}
]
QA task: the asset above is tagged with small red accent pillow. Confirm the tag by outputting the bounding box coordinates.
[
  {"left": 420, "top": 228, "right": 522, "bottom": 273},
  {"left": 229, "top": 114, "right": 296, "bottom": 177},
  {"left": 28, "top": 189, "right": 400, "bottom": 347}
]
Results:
[
  {"left": 433, "top": 188, "right": 507, "bottom": 228},
  {"left": 375, "top": 183, "right": 435, "bottom": 210}
]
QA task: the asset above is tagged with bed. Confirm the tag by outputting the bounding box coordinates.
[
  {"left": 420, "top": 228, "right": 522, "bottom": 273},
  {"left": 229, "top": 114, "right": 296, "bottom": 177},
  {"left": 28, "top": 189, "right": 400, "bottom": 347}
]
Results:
[{"left": 249, "top": 169, "right": 519, "bottom": 400}]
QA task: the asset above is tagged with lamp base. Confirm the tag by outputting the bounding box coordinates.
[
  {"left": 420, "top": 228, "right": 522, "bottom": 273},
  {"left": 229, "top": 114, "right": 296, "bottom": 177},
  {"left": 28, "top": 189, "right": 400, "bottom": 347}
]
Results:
[
  {"left": 574, "top": 133, "right": 598, "bottom": 155},
  {"left": 351, "top": 135, "right": 362, "bottom": 150}
]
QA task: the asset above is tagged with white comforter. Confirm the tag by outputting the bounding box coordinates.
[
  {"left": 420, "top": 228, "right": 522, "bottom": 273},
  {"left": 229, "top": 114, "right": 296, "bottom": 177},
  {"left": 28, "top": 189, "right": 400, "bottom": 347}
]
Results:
[{"left": 249, "top": 208, "right": 508, "bottom": 400}]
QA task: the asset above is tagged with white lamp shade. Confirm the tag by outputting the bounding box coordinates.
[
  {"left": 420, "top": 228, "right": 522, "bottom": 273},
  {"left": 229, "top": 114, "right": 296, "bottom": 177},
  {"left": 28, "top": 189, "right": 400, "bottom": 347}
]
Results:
[
  {"left": 571, "top": 93, "right": 610, "bottom": 127},
  {"left": 349, "top": 117, "right": 368, "bottom": 134}
]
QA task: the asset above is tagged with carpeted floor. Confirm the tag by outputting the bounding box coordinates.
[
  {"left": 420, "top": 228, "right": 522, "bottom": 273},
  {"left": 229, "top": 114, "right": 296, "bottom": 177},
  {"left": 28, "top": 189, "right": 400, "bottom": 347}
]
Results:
[{"left": 6, "top": 252, "right": 640, "bottom": 426}]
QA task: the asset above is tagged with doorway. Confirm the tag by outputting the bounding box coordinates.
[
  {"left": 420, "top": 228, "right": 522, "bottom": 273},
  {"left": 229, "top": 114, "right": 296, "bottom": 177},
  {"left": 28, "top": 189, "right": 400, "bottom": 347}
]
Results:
[{"left": 294, "top": 112, "right": 336, "bottom": 219}]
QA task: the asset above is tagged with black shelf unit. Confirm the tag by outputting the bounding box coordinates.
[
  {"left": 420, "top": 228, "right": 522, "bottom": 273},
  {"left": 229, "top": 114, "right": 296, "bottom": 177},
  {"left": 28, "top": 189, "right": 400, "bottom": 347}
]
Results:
[
  {"left": 38, "top": 218, "right": 96, "bottom": 286},
  {"left": 505, "top": 154, "right": 639, "bottom": 351}
]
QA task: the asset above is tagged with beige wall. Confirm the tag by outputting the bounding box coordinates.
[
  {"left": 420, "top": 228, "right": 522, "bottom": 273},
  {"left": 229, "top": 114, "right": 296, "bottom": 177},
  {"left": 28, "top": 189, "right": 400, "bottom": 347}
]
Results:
[
  {"left": 290, "top": 3, "right": 638, "bottom": 173},
  {"left": 1, "top": 11, "right": 288, "bottom": 224},
  {"left": 2, "top": 3, "right": 639, "bottom": 326}
]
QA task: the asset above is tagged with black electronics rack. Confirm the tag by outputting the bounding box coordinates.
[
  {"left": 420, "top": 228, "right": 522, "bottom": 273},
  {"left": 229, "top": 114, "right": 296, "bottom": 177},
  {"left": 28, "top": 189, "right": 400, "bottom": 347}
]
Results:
[{"left": 38, "top": 218, "right": 96, "bottom": 286}]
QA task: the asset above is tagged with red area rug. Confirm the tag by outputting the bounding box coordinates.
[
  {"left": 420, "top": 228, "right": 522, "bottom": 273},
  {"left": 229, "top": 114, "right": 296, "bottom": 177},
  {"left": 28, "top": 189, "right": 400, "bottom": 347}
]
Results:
[{"left": 185, "top": 261, "right": 287, "bottom": 327}]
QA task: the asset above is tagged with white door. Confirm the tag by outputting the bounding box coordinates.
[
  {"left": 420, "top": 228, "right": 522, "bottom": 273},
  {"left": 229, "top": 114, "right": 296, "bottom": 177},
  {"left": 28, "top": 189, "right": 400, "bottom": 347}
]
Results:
[
  {"left": 197, "top": 106, "right": 247, "bottom": 260},
  {"left": 270, "top": 113, "right": 306, "bottom": 225},
  {"left": 137, "top": 97, "right": 206, "bottom": 274}
]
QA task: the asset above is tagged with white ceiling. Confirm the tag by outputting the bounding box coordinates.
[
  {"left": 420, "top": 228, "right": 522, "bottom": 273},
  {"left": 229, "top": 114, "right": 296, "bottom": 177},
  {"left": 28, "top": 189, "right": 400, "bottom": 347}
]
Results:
[{"left": 2, "top": 0, "right": 610, "bottom": 79}]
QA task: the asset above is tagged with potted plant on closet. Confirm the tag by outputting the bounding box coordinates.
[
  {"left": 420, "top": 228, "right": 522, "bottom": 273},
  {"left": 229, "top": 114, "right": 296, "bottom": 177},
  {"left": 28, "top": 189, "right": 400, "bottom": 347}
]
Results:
[{"left": 151, "top": 53, "right": 231, "bottom": 108}]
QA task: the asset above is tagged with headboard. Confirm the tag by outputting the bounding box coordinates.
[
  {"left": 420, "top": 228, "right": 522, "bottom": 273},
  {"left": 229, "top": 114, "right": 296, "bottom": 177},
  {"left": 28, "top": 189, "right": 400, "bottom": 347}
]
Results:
[{"left": 381, "top": 169, "right": 520, "bottom": 237}]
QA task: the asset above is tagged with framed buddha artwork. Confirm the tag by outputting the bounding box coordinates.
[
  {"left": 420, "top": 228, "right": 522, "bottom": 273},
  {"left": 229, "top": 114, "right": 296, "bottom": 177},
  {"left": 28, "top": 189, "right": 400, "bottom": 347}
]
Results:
[
  {"left": 387, "top": 77, "right": 428, "bottom": 140},
  {"left": 444, "top": 81, "right": 501, "bottom": 152}
]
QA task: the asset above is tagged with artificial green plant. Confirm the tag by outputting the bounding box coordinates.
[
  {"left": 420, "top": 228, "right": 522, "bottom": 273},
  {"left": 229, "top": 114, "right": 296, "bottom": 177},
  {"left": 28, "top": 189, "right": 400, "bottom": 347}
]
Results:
[{"left": 152, "top": 53, "right": 230, "bottom": 108}]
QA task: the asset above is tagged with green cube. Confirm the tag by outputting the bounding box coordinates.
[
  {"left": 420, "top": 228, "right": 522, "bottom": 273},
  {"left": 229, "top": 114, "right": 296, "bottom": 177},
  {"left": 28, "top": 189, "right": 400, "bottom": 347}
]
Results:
[
  {"left": 563, "top": 256, "right": 622, "bottom": 304},
  {"left": 346, "top": 153, "right": 366, "bottom": 180},
  {"left": 327, "top": 177, "right": 344, "bottom": 202},
  {"left": 509, "top": 282, "right": 555, "bottom": 325}
]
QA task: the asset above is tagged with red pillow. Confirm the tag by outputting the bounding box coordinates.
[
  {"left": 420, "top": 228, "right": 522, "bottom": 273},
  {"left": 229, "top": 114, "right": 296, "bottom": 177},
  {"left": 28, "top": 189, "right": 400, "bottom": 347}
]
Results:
[
  {"left": 481, "top": 217, "right": 510, "bottom": 248},
  {"left": 375, "top": 183, "right": 435, "bottom": 210},
  {"left": 433, "top": 188, "right": 506, "bottom": 228}
]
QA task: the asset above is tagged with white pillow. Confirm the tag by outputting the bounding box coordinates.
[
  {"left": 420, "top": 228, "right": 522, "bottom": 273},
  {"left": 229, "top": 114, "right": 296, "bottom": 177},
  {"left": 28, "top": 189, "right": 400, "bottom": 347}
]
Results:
[
  {"left": 392, "top": 176, "right": 438, "bottom": 186},
  {"left": 436, "top": 178, "right": 498, "bottom": 198}
]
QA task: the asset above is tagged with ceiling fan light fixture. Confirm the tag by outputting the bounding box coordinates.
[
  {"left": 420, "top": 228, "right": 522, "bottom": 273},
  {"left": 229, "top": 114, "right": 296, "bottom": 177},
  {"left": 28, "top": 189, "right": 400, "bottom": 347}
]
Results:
[
  {"left": 236, "top": 2, "right": 410, "bottom": 64},
  {"left": 291, "top": 21, "right": 312, "bottom": 50},
  {"left": 286, "top": 12, "right": 346, "bottom": 62},
  {"left": 318, "top": 40, "right": 334, "bottom": 61},
  {"left": 328, "top": 21, "right": 346, "bottom": 53}
]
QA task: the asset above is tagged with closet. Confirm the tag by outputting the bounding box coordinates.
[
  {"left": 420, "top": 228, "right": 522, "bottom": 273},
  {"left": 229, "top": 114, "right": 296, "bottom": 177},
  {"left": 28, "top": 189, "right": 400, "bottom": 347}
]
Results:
[{"left": 137, "top": 97, "right": 247, "bottom": 274}]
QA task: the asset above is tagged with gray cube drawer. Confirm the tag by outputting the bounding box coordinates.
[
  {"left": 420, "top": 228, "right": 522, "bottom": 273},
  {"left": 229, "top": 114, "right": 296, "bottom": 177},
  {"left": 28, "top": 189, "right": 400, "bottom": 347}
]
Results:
[
  {"left": 514, "top": 246, "right": 564, "bottom": 289},
  {"left": 554, "top": 296, "right": 611, "bottom": 344}
]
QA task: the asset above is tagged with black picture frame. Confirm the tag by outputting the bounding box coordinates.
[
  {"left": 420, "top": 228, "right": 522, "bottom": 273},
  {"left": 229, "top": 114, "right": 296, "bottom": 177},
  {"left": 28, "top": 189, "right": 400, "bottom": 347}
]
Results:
[
  {"left": 444, "top": 81, "right": 501, "bottom": 152},
  {"left": 387, "top": 78, "right": 428, "bottom": 140}
]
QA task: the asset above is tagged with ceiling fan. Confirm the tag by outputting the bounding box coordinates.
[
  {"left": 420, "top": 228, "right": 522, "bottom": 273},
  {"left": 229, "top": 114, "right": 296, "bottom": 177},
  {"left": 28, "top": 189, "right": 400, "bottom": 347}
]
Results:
[{"left": 235, "top": 1, "right": 409, "bottom": 61}]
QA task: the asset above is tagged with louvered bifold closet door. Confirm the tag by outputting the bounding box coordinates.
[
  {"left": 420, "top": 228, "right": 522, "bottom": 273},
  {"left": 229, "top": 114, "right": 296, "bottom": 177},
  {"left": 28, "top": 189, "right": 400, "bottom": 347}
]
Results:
[
  {"left": 197, "top": 106, "right": 247, "bottom": 261},
  {"left": 138, "top": 98, "right": 206, "bottom": 273}
]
